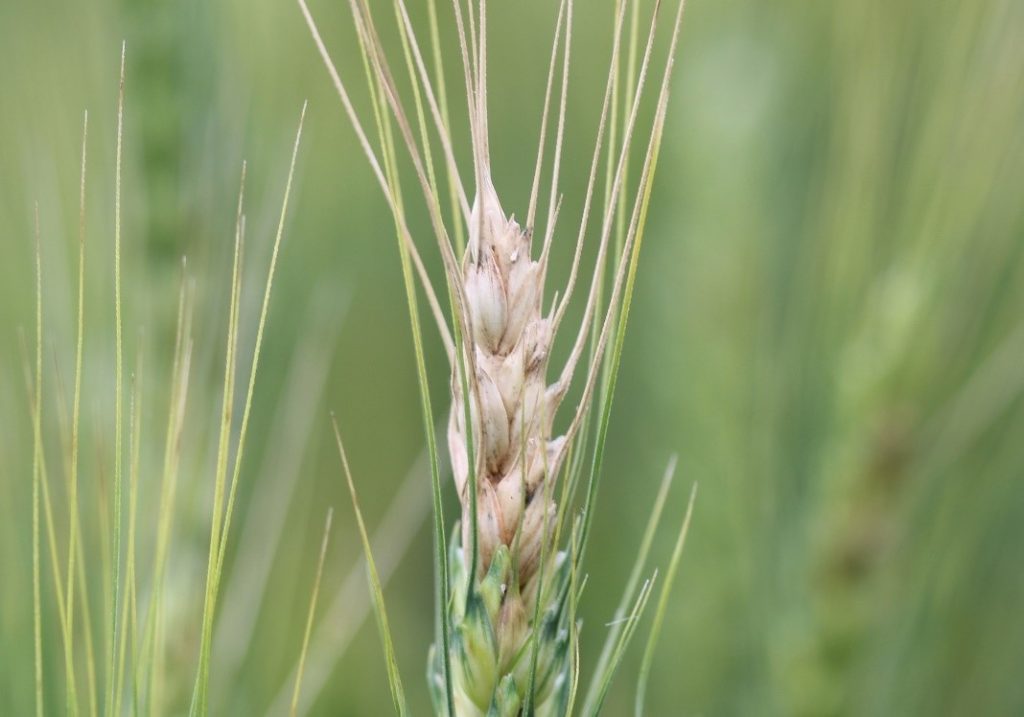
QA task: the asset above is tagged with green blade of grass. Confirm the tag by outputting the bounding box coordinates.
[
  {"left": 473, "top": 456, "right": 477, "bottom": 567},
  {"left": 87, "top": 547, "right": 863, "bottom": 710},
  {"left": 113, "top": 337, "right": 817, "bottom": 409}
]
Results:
[
  {"left": 64, "top": 108, "right": 89, "bottom": 717},
  {"left": 331, "top": 416, "right": 409, "bottom": 716},
  {"left": 189, "top": 159, "right": 246, "bottom": 717},
  {"left": 19, "top": 300, "right": 83, "bottom": 717},
  {"left": 289, "top": 508, "right": 334, "bottom": 717},
  {"left": 39, "top": 353, "right": 98, "bottom": 716},
  {"left": 141, "top": 260, "right": 193, "bottom": 714},
  {"left": 581, "top": 456, "right": 678, "bottom": 715},
  {"left": 106, "top": 43, "right": 127, "bottom": 717},
  {"left": 114, "top": 361, "right": 143, "bottom": 716},
  {"left": 50, "top": 361, "right": 97, "bottom": 717},
  {"left": 75, "top": 510, "right": 101, "bottom": 717},
  {"left": 31, "top": 204, "right": 45, "bottom": 717},
  {"left": 213, "top": 288, "right": 345, "bottom": 702},
  {"left": 25, "top": 214, "right": 82, "bottom": 717},
  {"left": 395, "top": 149, "right": 459, "bottom": 717},
  {"left": 96, "top": 416, "right": 113, "bottom": 717},
  {"left": 193, "top": 102, "right": 306, "bottom": 716},
  {"left": 572, "top": 43, "right": 675, "bottom": 713},
  {"left": 213, "top": 102, "right": 307, "bottom": 584},
  {"left": 571, "top": 20, "right": 675, "bottom": 577},
  {"left": 585, "top": 572, "right": 659, "bottom": 717},
  {"left": 635, "top": 483, "right": 697, "bottom": 717},
  {"left": 348, "top": 17, "right": 456, "bottom": 712},
  {"left": 37, "top": 422, "right": 75, "bottom": 710},
  {"left": 38, "top": 363, "right": 78, "bottom": 714},
  {"left": 264, "top": 449, "right": 430, "bottom": 716}
]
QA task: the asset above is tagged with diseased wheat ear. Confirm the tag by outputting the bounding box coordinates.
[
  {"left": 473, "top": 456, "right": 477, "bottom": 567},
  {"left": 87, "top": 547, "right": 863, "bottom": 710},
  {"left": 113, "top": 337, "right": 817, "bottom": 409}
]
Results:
[{"left": 299, "top": 0, "right": 687, "bottom": 712}]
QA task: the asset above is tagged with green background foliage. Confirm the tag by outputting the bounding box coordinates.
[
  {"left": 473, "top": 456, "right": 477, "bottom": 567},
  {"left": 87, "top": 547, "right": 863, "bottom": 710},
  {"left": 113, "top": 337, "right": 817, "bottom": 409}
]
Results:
[{"left": 2, "top": 0, "right": 1023, "bottom": 714}]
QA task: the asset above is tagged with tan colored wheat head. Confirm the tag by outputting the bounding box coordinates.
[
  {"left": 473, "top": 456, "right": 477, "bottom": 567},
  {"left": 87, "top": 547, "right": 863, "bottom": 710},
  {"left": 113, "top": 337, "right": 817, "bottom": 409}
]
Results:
[{"left": 299, "top": 0, "right": 687, "bottom": 712}]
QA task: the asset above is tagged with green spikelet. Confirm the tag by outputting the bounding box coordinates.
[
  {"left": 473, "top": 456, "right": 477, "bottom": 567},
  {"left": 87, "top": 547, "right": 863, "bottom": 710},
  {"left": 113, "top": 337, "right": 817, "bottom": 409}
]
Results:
[{"left": 431, "top": 530, "right": 572, "bottom": 716}]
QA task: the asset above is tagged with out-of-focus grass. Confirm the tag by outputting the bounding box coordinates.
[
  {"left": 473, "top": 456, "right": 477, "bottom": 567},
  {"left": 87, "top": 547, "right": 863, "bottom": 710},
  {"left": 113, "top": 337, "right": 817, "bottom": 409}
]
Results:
[{"left": 2, "top": 0, "right": 1023, "bottom": 715}]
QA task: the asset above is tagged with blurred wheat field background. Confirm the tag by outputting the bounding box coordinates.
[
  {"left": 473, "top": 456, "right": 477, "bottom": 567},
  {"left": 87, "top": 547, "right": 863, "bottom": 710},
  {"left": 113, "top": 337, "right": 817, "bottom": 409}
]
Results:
[{"left": 2, "top": 0, "right": 1024, "bottom": 715}]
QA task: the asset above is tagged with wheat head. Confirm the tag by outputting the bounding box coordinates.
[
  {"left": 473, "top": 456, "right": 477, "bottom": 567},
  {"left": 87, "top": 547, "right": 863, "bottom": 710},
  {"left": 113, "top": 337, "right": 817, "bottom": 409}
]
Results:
[{"left": 299, "top": 0, "right": 687, "bottom": 713}]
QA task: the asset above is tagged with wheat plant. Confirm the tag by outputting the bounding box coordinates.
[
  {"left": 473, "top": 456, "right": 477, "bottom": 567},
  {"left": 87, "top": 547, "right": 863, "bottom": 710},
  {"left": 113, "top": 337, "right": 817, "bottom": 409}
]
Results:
[{"left": 298, "top": 0, "right": 697, "bottom": 714}]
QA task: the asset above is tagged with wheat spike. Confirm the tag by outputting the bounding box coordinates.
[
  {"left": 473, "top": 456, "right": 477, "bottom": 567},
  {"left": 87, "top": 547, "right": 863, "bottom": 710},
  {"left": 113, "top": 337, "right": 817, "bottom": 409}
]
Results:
[{"left": 299, "top": 0, "right": 687, "bottom": 711}]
